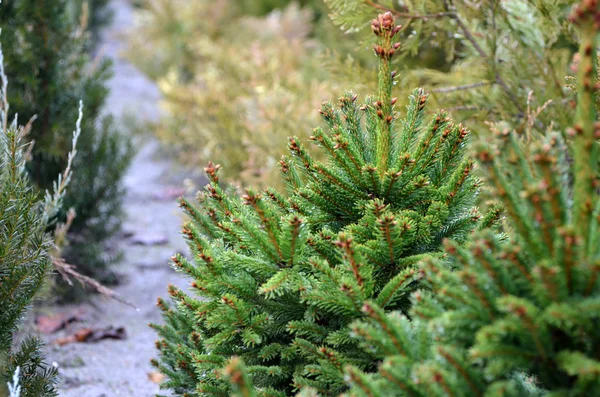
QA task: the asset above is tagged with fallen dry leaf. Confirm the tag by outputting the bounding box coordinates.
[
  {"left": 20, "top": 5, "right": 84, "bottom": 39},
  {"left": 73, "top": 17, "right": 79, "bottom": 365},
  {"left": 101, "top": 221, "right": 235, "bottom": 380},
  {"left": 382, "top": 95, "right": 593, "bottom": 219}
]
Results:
[
  {"left": 53, "top": 326, "right": 127, "bottom": 346},
  {"left": 148, "top": 371, "right": 165, "bottom": 384},
  {"left": 36, "top": 309, "right": 85, "bottom": 334}
]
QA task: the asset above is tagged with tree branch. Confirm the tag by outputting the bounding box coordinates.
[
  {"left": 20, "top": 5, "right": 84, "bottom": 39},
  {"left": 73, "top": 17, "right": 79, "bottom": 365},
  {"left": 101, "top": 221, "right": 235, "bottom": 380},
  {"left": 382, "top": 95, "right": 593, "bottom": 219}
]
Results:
[{"left": 53, "top": 257, "right": 138, "bottom": 310}]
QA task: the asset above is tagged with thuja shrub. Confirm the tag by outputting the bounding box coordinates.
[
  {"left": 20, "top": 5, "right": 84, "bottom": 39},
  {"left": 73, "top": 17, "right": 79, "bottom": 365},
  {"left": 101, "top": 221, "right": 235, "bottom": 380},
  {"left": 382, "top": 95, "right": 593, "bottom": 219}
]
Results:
[
  {"left": 128, "top": 0, "right": 373, "bottom": 189},
  {"left": 151, "top": 11, "right": 497, "bottom": 397},
  {"left": 343, "top": 2, "right": 600, "bottom": 397},
  {"left": 0, "top": 0, "right": 133, "bottom": 296}
]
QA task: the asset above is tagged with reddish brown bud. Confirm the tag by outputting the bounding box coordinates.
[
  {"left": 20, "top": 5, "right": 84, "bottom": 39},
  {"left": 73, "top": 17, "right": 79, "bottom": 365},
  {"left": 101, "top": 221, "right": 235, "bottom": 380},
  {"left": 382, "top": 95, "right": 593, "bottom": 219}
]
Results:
[
  {"left": 380, "top": 11, "right": 394, "bottom": 29},
  {"left": 374, "top": 45, "right": 385, "bottom": 57},
  {"left": 371, "top": 20, "right": 381, "bottom": 36}
]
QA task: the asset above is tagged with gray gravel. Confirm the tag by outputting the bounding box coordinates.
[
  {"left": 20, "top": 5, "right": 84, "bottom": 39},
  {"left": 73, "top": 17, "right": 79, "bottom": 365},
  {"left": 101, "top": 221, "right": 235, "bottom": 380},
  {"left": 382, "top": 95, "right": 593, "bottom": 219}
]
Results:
[{"left": 39, "top": 1, "right": 194, "bottom": 396}]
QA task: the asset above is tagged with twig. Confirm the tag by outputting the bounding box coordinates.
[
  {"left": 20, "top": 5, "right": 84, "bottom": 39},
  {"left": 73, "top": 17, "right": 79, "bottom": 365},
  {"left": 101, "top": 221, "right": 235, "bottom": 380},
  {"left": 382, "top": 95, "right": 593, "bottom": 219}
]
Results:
[
  {"left": 364, "top": 0, "right": 406, "bottom": 14},
  {"left": 53, "top": 257, "right": 138, "bottom": 310},
  {"left": 7, "top": 366, "right": 21, "bottom": 397},
  {"left": 42, "top": 100, "right": 83, "bottom": 223},
  {"left": 451, "top": 14, "right": 487, "bottom": 58},
  {"left": 51, "top": 209, "right": 137, "bottom": 309},
  {"left": 0, "top": 30, "right": 9, "bottom": 132},
  {"left": 432, "top": 81, "right": 491, "bottom": 93}
]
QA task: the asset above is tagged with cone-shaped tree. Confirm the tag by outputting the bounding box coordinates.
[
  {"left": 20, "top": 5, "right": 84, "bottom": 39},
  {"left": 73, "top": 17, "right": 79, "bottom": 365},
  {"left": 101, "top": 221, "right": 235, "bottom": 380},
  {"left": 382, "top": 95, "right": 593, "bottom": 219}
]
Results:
[{"left": 152, "top": 11, "right": 490, "bottom": 396}]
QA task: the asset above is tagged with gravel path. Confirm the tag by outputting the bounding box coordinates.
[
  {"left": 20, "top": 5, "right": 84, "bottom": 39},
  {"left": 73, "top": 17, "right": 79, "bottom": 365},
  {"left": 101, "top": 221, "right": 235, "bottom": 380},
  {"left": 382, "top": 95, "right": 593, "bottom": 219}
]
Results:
[{"left": 40, "top": 1, "right": 193, "bottom": 395}]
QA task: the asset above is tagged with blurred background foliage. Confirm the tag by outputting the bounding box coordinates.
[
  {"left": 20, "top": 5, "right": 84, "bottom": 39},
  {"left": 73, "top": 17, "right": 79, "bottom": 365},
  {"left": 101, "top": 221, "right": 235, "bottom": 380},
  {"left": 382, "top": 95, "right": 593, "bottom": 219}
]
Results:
[
  {"left": 127, "top": 0, "right": 378, "bottom": 189},
  {"left": 0, "top": 0, "right": 132, "bottom": 301}
]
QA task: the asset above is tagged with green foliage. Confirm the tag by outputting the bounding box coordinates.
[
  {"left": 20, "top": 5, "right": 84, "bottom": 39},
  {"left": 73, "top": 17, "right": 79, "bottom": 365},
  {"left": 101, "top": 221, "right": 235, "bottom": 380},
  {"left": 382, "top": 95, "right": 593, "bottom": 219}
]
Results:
[
  {"left": 152, "top": 11, "right": 486, "bottom": 396},
  {"left": 0, "top": 51, "right": 73, "bottom": 396},
  {"left": 0, "top": 0, "right": 132, "bottom": 296},
  {"left": 234, "top": 0, "right": 323, "bottom": 16},
  {"left": 326, "top": 0, "right": 579, "bottom": 138},
  {"left": 344, "top": 3, "right": 600, "bottom": 396},
  {"left": 128, "top": 0, "right": 372, "bottom": 189},
  {"left": 0, "top": 127, "right": 59, "bottom": 396}
]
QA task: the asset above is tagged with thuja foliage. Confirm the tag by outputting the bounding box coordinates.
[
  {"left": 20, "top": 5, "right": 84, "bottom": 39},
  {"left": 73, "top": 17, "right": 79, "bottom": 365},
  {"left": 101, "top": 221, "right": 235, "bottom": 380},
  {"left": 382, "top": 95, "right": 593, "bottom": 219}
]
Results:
[
  {"left": 152, "top": 11, "right": 496, "bottom": 396},
  {"left": 128, "top": 0, "right": 373, "bottom": 189},
  {"left": 341, "top": 2, "right": 600, "bottom": 396},
  {"left": 326, "top": 0, "right": 579, "bottom": 138},
  {"left": 0, "top": 0, "right": 132, "bottom": 296}
]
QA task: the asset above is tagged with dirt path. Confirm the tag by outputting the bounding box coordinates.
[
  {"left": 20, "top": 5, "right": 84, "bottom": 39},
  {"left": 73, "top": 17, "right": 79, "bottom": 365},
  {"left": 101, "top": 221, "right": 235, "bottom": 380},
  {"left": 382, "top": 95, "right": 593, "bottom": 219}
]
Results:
[{"left": 40, "top": 1, "right": 192, "bottom": 395}]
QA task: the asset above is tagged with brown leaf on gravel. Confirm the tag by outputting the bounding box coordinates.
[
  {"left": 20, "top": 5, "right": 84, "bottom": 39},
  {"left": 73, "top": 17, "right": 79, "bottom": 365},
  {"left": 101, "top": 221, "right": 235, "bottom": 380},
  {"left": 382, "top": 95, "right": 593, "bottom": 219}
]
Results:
[
  {"left": 36, "top": 310, "right": 85, "bottom": 334},
  {"left": 53, "top": 326, "right": 127, "bottom": 346},
  {"left": 148, "top": 372, "right": 165, "bottom": 384}
]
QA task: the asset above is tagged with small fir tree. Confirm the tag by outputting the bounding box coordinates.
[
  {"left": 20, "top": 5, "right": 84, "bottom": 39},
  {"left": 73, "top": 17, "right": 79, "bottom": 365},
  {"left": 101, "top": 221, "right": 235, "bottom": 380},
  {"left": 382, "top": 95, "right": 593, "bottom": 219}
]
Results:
[
  {"left": 0, "top": 111, "right": 59, "bottom": 397},
  {"left": 0, "top": 42, "right": 81, "bottom": 396},
  {"left": 344, "top": 2, "right": 600, "bottom": 396},
  {"left": 0, "top": 0, "right": 132, "bottom": 296},
  {"left": 152, "top": 11, "right": 492, "bottom": 396}
]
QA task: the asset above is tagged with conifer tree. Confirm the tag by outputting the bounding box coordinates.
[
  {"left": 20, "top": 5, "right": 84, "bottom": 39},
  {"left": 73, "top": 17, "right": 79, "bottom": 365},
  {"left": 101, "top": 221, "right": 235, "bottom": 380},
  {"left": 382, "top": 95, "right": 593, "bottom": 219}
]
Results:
[
  {"left": 0, "top": 41, "right": 81, "bottom": 396},
  {"left": 0, "top": 107, "right": 59, "bottom": 397},
  {"left": 0, "top": 0, "right": 132, "bottom": 295},
  {"left": 343, "top": 2, "right": 600, "bottom": 396},
  {"left": 152, "top": 11, "right": 492, "bottom": 396}
]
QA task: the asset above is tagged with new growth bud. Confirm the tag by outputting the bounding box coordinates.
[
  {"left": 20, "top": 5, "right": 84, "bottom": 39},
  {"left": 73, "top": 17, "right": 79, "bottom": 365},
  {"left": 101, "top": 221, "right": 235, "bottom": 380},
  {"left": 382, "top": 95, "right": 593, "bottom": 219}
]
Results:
[{"left": 371, "top": 12, "right": 402, "bottom": 60}]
